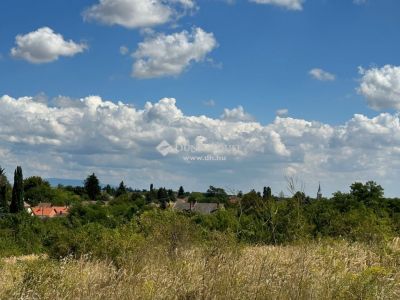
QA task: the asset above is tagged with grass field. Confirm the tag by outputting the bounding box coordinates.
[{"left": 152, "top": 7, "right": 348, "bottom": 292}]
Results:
[{"left": 1, "top": 239, "right": 400, "bottom": 300}]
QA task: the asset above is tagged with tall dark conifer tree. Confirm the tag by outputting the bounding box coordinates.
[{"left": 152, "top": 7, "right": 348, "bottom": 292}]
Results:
[
  {"left": 157, "top": 187, "right": 168, "bottom": 209},
  {"left": 115, "top": 181, "right": 127, "bottom": 197},
  {"left": 263, "top": 186, "right": 272, "bottom": 200},
  {"left": 10, "top": 166, "right": 24, "bottom": 213},
  {"left": 178, "top": 186, "right": 185, "bottom": 198},
  {"left": 84, "top": 173, "right": 101, "bottom": 200},
  {"left": 0, "top": 167, "right": 8, "bottom": 213}
]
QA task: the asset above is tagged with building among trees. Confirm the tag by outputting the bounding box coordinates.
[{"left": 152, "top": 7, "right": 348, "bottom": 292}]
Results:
[{"left": 173, "top": 198, "right": 223, "bottom": 214}]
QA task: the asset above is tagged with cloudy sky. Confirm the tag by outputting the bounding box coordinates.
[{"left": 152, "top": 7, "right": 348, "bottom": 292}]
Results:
[{"left": 1, "top": 0, "right": 400, "bottom": 197}]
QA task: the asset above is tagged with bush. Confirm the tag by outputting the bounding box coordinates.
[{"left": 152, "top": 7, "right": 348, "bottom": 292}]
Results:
[{"left": 139, "top": 210, "right": 202, "bottom": 257}]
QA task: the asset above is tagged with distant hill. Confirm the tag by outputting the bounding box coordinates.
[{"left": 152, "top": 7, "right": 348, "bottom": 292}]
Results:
[{"left": 46, "top": 178, "right": 84, "bottom": 187}]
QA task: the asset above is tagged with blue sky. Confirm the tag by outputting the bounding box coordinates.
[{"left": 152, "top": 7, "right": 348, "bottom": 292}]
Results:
[
  {"left": 2, "top": 0, "right": 400, "bottom": 122},
  {"left": 1, "top": 0, "right": 400, "bottom": 196}
]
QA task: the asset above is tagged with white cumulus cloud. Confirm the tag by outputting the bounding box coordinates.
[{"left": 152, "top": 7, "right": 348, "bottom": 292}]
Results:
[
  {"left": 83, "top": 0, "right": 196, "bottom": 29},
  {"left": 11, "top": 27, "right": 87, "bottom": 64},
  {"left": 221, "top": 106, "right": 255, "bottom": 122},
  {"left": 358, "top": 65, "right": 400, "bottom": 111},
  {"left": 2, "top": 94, "right": 400, "bottom": 196},
  {"left": 250, "top": 0, "right": 304, "bottom": 10},
  {"left": 132, "top": 27, "right": 218, "bottom": 78},
  {"left": 276, "top": 108, "right": 288, "bottom": 117},
  {"left": 309, "top": 68, "right": 336, "bottom": 81}
]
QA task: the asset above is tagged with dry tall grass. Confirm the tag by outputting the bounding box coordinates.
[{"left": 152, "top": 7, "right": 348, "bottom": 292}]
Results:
[{"left": 1, "top": 240, "right": 400, "bottom": 299}]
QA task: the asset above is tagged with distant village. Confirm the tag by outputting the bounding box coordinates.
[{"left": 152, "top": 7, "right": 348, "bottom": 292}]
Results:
[
  {"left": 23, "top": 196, "right": 230, "bottom": 219},
  {"left": 1, "top": 167, "right": 326, "bottom": 220}
]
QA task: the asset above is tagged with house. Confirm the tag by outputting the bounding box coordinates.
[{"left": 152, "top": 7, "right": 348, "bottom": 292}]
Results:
[
  {"left": 31, "top": 207, "right": 57, "bottom": 218},
  {"left": 31, "top": 204, "right": 70, "bottom": 219},
  {"left": 172, "top": 198, "right": 223, "bottom": 214},
  {"left": 192, "top": 202, "right": 222, "bottom": 214},
  {"left": 173, "top": 198, "right": 192, "bottom": 211}
]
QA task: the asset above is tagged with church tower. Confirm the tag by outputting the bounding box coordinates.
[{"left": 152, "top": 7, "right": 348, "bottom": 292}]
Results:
[{"left": 317, "top": 183, "right": 322, "bottom": 200}]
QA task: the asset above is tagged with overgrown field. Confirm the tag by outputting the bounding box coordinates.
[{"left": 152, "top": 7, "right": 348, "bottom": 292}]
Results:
[
  {"left": 2, "top": 178, "right": 400, "bottom": 299},
  {"left": 2, "top": 239, "right": 400, "bottom": 300}
]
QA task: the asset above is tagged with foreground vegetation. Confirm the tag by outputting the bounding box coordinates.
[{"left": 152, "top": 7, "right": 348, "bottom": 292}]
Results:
[
  {"left": 1, "top": 208, "right": 400, "bottom": 299},
  {"left": 2, "top": 166, "right": 400, "bottom": 298},
  {"left": 2, "top": 236, "right": 400, "bottom": 299}
]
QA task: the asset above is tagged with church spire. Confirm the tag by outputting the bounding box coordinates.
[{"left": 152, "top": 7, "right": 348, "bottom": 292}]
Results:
[{"left": 317, "top": 182, "right": 322, "bottom": 200}]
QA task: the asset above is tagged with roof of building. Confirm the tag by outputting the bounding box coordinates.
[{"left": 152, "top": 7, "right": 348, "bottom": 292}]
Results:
[
  {"left": 32, "top": 207, "right": 57, "bottom": 218},
  {"left": 192, "top": 203, "right": 221, "bottom": 214},
  {"left": 173, "top": 199, "right": 192, "bottom": 211},
  {"left": 37, "top": 202, "right": 52, "bottom": 208},
  {"left": 31, "top": 206, "right": 69, "bottom": 218},
  {"left": 172, "top": 199, "right": 223, "bottom": 214},
  {"left": 53, "top": 207, "right": 69, "bottom": 215}
]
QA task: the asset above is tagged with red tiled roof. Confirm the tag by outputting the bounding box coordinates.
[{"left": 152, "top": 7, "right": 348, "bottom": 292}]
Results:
[
  {"left": 32, "top": 207, "right": 57, "bottom": 217},
  {"left": 31, "top": 206, "right": 69, "bottom": 218},
  {"left": 53, "top": 207, "right": 69, "bottom": 215}
]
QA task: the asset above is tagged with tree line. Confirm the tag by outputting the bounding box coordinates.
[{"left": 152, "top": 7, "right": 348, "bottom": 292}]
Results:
[{"left": 1, "top": 164, "right": 400, "bottom": 258}]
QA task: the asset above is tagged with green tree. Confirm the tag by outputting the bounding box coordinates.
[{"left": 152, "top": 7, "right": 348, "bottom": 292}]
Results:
[
  {"left": 84, "top": 173, "right": 101, "bottom": 200},
  {"left": 146, "top": 184, "right": 157, "bottom": 203},
  {"left": 167, "top": 189, "right": 176, "bottom": 202},
  {"left": 157, "top": 187, "right": 168, "bottom": 209},
  {"left": 350, "top": 181, "right": 384, "bottom": 208},
  {"left": 177, "top": 186, "right": 185, "bottom": 198},
  {"left": 239, "top": 190, "right": 285, "bottom": 244},
  {"left": 115, "top": 181, "right": 127, "bottom": 197},
  {"left": 23, "top": 176, "right": 53, "bottom": 205},
  {"left": 241, "top": 190, "right": 261, "bottom": 213},
  {"left": 24, "top": 176, "right": 50, "bottom": 191},
  {"left": 206, "top": 186, "right": 228, "bottom": 204},
  {"left": 10, "top": 166, "right": 24, "bottom": 213},
  {"left": 131, "top": 192, "right": 143, "bottom": 203},
  {"left": 0, "top": 166, "right": 9, "bottom": 213},
  {"left": 263, "top": 186, "right": 272, "bottom": 200},
  {"left": 103, "top": 184, "right": 115, "bottom": 196},
  {"left": 188, "top": 192, "right": 203, "bottom": 204},
  {"left": 157, "top": 187, "right": 167, "bottom": 200}
]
